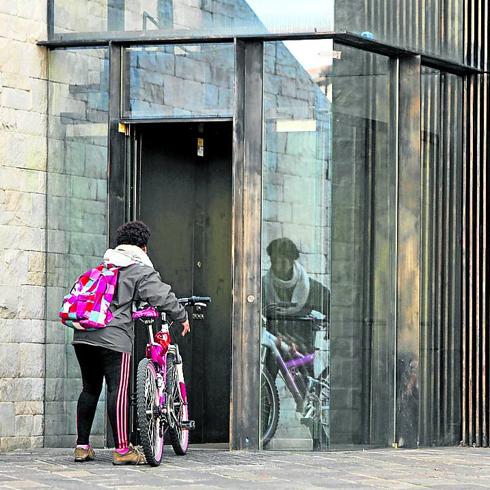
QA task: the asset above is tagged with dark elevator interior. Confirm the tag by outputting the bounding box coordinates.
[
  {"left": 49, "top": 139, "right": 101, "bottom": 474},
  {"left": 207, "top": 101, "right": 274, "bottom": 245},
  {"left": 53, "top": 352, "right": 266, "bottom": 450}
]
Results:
[{"left": 132, "top": 121, "right": 233, "bottom": 444}]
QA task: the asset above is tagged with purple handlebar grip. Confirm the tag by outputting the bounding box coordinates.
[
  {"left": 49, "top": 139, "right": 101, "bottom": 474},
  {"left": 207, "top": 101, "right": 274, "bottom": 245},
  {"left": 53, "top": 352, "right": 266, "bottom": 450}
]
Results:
[{"left": 132, "top": 307, "right": 159, "bottom": 319}]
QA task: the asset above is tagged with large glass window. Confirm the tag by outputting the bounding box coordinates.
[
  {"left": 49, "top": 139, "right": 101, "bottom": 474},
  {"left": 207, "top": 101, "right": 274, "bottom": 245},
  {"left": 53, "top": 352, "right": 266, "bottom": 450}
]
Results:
[
  {"left": 52, "top": 0, "right": 333, "bottom": 39},
  {"left": 45, "top": 48, "right": 109, "bottom": 446},
  {"left": 260, "top": 41, "right": 396, "bottom": 450},
  {"left": 123, "top": 43, "right": 234, "bottom": 119}
]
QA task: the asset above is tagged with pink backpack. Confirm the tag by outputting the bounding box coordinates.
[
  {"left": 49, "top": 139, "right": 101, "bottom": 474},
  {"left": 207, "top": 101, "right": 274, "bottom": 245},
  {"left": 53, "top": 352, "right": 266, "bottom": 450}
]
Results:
[{"left": 59, "top": 263, "right": 120, "bottom": 330}]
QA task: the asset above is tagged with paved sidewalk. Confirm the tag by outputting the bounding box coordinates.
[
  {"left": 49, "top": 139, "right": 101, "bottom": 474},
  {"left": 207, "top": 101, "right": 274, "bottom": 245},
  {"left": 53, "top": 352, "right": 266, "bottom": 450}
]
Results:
[{"left": 0, "top": 447, "right": 489, "bottom": 488}]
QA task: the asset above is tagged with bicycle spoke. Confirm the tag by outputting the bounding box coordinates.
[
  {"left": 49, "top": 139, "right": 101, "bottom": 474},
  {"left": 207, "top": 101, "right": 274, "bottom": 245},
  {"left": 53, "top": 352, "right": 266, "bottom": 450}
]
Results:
[
  {"left": 145, "top": 366, "right": 157, "bottom": 453},
  {"left": 137, "top": 358, "right": 165, "bottom": 466}
]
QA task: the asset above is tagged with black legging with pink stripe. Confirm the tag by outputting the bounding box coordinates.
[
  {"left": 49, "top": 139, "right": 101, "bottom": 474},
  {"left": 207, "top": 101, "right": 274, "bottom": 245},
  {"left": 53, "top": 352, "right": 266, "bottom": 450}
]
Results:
[{"left": 74, "top": 344, "right": 131, "bottom": 449}]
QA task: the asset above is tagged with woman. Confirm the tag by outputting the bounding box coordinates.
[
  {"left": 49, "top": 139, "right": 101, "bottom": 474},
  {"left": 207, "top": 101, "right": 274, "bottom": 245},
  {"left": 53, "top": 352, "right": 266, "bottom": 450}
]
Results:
[{"left": 72, "top": 221, "right": 190, "bottom": 465}]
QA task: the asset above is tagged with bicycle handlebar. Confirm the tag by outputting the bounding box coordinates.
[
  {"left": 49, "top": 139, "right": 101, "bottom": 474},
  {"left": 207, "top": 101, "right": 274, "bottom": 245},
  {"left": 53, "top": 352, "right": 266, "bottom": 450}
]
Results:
[{"left": 178, "top": 296, "right": 211, "bottom": 307}]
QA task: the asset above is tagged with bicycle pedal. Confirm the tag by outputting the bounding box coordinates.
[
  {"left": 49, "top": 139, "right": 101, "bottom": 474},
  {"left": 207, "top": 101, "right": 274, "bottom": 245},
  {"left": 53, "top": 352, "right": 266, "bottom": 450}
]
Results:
[{"left": 181, "top": 420, "right": 195, "bottom": 430}]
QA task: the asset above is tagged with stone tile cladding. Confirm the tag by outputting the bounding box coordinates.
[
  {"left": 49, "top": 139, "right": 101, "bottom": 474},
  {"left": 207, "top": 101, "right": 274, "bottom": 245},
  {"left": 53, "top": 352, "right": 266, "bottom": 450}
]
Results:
[{"left": 0, "top": 0, "right": 48, "bottom": 452}]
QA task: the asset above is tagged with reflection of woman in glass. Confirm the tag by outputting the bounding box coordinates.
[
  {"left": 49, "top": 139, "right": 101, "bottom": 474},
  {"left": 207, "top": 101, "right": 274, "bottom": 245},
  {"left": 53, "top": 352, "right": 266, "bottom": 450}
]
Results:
[
  {"left": 263, "top": 237, "right": 330, "bottom": 374},
  {"left": 263, "top": 238, "right": 329, "bottom": 318},
  {"left": 262, "top": 238, "right": 330, "bottom": 448},
  {"left": 261, "top": 238, "right": 330, "bottom": 448}
]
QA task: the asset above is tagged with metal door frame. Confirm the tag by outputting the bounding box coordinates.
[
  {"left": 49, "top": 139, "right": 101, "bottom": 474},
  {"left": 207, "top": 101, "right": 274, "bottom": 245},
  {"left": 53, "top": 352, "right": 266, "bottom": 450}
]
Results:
[{"left": 123, "top": 119, "right": 235, "bottom": 446}]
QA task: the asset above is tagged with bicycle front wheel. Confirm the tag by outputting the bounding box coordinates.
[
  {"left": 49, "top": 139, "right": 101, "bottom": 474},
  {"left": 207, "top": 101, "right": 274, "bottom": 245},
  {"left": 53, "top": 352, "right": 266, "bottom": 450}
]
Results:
[
  {"left": 136, "top": 358, "right": 164, "bottom": 466},
  {"left": 261, "top": 367, "right": 280, "bottom": 447},
  {"left": 166, "top": 353, "right": 190, "bottom": 455}
]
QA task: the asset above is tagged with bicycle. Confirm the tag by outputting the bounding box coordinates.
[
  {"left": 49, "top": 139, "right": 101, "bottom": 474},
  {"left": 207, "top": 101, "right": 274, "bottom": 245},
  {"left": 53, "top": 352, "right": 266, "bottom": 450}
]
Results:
[
  {"left": 260, "top": 305, "right": 330, "bottom": 450},
  {"left": 132, "top": 296, "right": 211, "bottom": 466}
]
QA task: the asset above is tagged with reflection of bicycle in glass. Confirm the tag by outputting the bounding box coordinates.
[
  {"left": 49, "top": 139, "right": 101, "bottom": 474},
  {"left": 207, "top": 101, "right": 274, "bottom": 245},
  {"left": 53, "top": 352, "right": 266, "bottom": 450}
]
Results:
[
  {"left": 132, "top": 296, "right": 211, "bottom": 466},
  {"left": 261, "top": 304, "right": 330, "bottom": 449}
]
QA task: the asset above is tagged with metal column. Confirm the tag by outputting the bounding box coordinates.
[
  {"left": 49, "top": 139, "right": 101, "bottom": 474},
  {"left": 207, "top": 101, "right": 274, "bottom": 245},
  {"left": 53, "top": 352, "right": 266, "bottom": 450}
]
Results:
[
  {"left": 230, "top": 40, "right": 263, "bottom": 450},
  {"left": 108, "top": 43, "right": 126, "bottom": 247},
  {"left": 395, "top": 55, "right": 422, "bottom": 448}
]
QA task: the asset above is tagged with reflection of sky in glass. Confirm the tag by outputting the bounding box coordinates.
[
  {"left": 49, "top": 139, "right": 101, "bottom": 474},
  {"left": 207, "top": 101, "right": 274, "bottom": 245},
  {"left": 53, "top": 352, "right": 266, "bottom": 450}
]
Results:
[
  {"left": 245, "top": 0, "right": 334, "bottom": 32},
  {"left": 284, "top": 40, "right": 334, "bottom": 71}
]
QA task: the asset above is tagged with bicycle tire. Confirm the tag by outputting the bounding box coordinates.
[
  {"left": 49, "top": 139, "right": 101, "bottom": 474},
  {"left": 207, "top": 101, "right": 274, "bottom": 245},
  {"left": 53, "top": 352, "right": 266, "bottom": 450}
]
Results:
[
  {"left": 261, "top": 367, "right": 280, "bottom": 447},
  {"left": 166, "top": 353, "right": 190, "bottom": 455},
  {"left": 312, "top": 367, "right": 330, "bottom": 450},
  {"left": 136, "top": 358, "right": 164, "bottom": 466}
]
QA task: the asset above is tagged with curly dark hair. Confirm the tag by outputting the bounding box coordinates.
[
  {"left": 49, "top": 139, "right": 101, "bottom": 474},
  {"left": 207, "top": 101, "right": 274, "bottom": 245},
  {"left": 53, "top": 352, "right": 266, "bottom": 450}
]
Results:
[
  {"left": 115, "top": 221, "right": 151, "bottom": 248},
  {"left": 266, "top": 237, "right": 300, "bottom": 261}
]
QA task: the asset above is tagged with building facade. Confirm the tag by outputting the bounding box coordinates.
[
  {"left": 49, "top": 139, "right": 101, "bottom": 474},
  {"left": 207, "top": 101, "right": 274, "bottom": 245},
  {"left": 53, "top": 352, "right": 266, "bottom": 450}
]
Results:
[{"left": 0, "top": 0, "right": 488, "bottom": 451}]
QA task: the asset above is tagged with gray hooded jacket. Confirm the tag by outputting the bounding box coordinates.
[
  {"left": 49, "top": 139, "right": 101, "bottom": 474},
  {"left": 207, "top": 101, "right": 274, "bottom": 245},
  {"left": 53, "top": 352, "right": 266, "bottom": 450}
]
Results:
[{"left": 72, "top": 245, "right": 187, "bottom": 353}]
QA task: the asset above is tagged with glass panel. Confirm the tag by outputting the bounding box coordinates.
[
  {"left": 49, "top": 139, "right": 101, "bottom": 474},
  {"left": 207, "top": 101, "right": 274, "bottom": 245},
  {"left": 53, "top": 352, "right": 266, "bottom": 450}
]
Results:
[
  {"left": 261, "top": 41, "right": 395, "bottom": 450},
  {"left": 45, "top": 48, "right": 109, "bottom": 446},
  {"left": 123, "top": 43, "right": 234, "bottom": 119},
  {"left": 335, "top": 0, "right": 463, "bottom": 62},
  {"left": 52, "top": 0, "right": 334, "bottom": 38},
  {"left": 329, "top": 44, "right": 395, "bottom": 449},
  {"left": 261, "top": 40, "right": 332, "bottom": 451}
]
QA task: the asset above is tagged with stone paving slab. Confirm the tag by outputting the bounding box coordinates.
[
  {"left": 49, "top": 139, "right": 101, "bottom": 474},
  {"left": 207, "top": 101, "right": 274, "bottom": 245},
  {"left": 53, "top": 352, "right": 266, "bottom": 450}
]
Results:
[{"left": 0, "top": 447, "right": 489, "bottom": 489}]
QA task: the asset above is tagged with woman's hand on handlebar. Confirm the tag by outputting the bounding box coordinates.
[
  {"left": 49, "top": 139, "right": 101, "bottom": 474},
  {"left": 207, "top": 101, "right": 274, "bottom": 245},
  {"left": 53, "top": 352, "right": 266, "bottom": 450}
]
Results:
[{"left": 181, "top": 319, "right": 191, "bottom": 336}]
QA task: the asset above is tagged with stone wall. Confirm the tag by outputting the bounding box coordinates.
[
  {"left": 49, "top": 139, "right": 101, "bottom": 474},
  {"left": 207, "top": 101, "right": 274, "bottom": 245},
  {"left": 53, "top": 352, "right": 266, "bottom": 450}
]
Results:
[
  {"left": 53, "top": 0, "right": 263, "bottom": 35},
  {"left": 0, "top": 1, "right": 48, "bottom": 451}
]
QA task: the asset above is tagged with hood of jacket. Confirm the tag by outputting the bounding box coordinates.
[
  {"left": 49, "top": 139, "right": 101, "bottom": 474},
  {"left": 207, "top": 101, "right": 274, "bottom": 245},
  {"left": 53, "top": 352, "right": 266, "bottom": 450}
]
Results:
[{"left": 103, "top": 244, "right": 154, "bottom": 268}]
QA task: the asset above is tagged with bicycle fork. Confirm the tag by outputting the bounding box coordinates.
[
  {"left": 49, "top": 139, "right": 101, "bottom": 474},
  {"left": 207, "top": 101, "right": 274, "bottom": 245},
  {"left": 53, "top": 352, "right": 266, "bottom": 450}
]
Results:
[{"left": 166, "top": 344, "right": 195, "bottom": 431}]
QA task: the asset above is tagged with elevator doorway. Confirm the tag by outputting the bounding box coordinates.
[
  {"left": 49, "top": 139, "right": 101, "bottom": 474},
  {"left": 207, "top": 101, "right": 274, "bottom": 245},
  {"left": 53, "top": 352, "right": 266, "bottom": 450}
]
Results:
[{"left": 132, "top": 121, "right": 233, "bottom": 444}]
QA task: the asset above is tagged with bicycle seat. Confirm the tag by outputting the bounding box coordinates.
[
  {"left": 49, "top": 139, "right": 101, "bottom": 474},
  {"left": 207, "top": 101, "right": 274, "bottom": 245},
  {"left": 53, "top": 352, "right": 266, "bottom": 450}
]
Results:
[{"left": 132, "top": 303, "right": 159, "bottom": 320}]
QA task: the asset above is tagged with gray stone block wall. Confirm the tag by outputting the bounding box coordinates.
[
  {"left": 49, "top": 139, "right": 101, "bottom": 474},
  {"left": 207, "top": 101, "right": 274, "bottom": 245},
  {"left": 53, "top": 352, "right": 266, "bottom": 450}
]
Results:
[
  {"left": 0, "top": 0, "right": 48, "bottom": 452},
  {"left": 53, "top": 0, "right": 265, "bottom": 35}
]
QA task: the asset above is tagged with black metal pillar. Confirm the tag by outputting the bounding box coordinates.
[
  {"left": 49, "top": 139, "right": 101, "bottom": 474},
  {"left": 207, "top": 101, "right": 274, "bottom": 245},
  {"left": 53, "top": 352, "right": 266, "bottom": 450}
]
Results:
[{"left": 108, "top": 43, "right": 126, "bottom": 247}]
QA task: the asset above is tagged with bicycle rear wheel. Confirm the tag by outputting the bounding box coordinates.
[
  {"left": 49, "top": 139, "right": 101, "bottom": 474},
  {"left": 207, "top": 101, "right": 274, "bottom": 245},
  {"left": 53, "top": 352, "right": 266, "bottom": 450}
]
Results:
[
  {"left": 136, "top": 358, "right": 164, "bottom": 466},
  {"left": 166, "top": 353, "right": 190, "bottom": 455}
]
